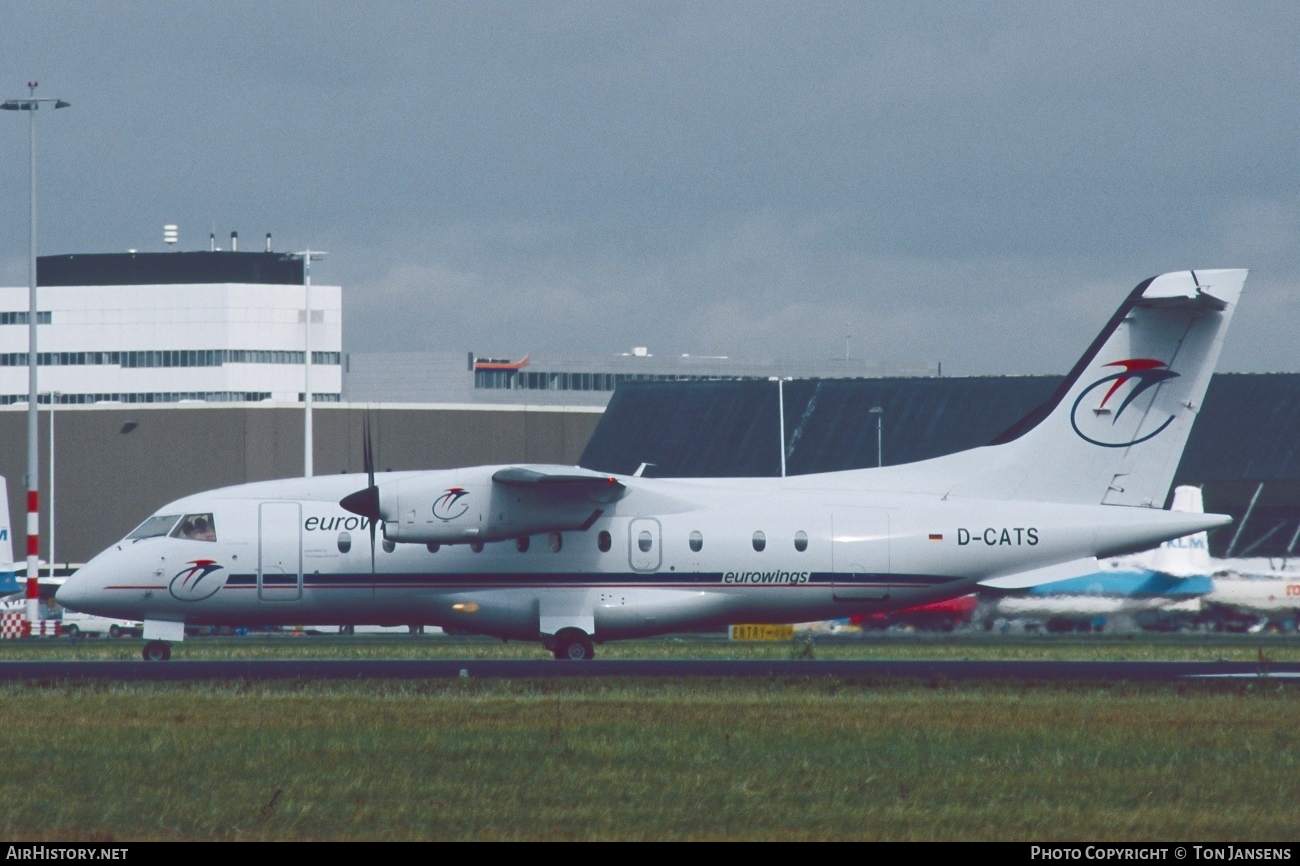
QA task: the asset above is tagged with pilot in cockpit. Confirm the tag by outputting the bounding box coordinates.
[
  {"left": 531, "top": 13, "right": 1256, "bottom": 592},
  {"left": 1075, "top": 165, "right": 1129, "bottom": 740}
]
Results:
[{"left": 177, "top": 514, "right": 217, "bottom": 542}]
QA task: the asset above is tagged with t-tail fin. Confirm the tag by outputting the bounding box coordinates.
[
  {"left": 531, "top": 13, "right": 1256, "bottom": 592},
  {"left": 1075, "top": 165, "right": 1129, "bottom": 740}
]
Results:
[{"left": 928, "top": 270, "right": 1246, "bottom": 506}]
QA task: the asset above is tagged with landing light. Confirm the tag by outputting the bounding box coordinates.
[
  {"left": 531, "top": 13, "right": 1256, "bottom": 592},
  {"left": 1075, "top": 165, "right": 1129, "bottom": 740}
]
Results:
[{"left": 452, "top": 603, "right": 480, "bottom": 614}]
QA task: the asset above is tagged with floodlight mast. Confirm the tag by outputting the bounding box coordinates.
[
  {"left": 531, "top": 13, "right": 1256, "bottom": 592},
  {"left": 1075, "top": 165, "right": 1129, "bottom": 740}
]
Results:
[
  {"left": 292, "top": 250, "right": 327, "bottom": 477},
  {"left": 1, "top": 82, "right": 69, "bottom": 625}
]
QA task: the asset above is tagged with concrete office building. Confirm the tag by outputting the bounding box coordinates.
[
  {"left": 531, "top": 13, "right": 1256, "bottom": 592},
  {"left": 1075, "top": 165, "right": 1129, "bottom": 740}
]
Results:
[{"left": 0, "top": 246, "right": 342, "bottom": 406}]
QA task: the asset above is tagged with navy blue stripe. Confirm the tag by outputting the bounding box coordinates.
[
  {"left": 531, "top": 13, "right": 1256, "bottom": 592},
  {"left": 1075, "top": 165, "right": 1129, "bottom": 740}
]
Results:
[{"left": 226, "top": 572, "right": 964, "bottom": 588}]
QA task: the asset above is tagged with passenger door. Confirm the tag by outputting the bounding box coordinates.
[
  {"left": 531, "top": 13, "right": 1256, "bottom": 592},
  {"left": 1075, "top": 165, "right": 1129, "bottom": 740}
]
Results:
[
  {"left": 258, "top": 502, "right": 303, "bottom": 601},
  {"left": 831, "top": 509, "right": 891, "bottom": 601}
]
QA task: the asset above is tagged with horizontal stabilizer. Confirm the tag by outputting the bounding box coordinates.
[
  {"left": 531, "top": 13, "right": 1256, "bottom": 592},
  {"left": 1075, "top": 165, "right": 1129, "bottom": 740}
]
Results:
[
  {"left": 1139, "top": 271, "right": 1231, "bottom": 309},
  {"left": 979, "top": 557, "right": 1099, "bottom": 589}
]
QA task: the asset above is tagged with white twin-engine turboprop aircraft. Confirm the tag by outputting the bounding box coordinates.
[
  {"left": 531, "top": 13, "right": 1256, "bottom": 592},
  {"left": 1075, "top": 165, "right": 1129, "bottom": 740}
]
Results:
[{"left": 57, "top": 270, "right": 1248, "bottom": 661}]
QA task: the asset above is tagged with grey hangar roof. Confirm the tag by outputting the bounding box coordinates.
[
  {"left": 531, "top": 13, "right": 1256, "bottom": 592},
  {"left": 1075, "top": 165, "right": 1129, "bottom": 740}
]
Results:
[{"left": 579, "top": 373, "right": 1300, "bottom": 559}]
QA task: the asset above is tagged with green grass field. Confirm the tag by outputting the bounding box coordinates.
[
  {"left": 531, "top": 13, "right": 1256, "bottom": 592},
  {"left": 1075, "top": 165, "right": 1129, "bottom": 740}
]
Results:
[
  {"left": 1, "top": 632, "right": 1299, "bottom": 841},
  {"left": 0, "top": 678, "right": 1297, "bottom": 842},
  {"left": 4, "top": 628, "right": 1300, "bottom": 662}
]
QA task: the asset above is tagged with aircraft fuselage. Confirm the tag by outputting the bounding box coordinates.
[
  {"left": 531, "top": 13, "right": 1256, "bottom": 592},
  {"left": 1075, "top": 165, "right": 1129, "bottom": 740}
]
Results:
[{"left": 60, "top": 469, "right": 1224, "bottom": 644}]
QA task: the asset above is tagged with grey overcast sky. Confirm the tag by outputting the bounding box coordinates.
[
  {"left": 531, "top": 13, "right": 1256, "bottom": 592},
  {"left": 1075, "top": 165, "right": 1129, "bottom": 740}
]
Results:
[{"left": 1, "top": 1, "right": 1297, "bottom": 375}]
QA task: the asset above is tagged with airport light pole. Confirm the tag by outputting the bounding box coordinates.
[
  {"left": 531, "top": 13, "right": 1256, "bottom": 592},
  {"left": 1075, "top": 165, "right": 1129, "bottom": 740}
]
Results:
[
  {"left": 771, "top": 377, "right": 792, "bottom": 478},
  {"left": 2, "top": 83, "right": 69, "bottom": 624},
  {"left": 777, "top": 378, "right": 786, "bottom": 478},
  {"left": 870, "top": 405, "right": 883, "bottom": 467},
  {"left": 293, "top": 250, "right": 326, "bottom": 477},
  {"left": 48, "top": 391, "right": 57, "bottom": 582}
]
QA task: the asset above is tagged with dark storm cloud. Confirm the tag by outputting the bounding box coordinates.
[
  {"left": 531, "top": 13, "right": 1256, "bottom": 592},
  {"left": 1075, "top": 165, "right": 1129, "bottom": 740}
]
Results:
[{"left": 1, "top": 1, "right": 1296, "bottom": 374}]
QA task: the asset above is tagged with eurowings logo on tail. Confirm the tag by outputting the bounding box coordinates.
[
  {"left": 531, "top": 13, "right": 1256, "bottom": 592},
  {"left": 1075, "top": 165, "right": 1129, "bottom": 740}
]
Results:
[
  {"left": 169, "top": 559, "right": 226, "bottom": 602},
  {"left": 1070, "top": 359, "right": 1180, "bottom": 448}
]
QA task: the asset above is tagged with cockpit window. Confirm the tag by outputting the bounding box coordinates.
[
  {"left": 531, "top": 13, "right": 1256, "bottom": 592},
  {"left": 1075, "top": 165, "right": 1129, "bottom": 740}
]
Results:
[
  {"left": 170, "top": 513, "right": 217, "bottom": 542},
  {"left": 127, "top": 514, "right": 182, "bottom": 540}
]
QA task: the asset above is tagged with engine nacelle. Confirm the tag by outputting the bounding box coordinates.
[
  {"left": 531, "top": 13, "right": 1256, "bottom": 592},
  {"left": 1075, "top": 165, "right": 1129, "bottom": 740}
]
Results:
[{"left": 377, "top": 465, "right": 622, "bottom": 545}]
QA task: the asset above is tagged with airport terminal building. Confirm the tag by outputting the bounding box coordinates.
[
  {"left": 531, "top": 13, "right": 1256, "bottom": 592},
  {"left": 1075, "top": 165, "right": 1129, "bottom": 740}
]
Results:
[{"left": 0, "top": 248, "right": 342, "bottom": 406}]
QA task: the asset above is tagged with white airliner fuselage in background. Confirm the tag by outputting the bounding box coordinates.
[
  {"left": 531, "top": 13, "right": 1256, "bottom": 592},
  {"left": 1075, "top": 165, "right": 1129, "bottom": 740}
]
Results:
[
  {"left": 57, "top": 270, "right": 1248, "bottom": 660},
  {"left": 984, "top": 485, "right": 1216, "bottom": 628}
]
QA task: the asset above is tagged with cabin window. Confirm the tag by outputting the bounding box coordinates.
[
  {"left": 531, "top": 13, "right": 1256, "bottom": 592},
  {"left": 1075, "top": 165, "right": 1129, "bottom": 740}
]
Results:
[
  {"left": 638, "top": 530, "right": 653, "bottom": 553},
  {"left": 794, "top": 530, "right": 808, "bottom": 552},
  {"left": 127, "top": 514, "right": 181, "bottom": 540},
  {"left": 337, "top": 531, "right": 352, "bottom": 554},
  {"left": 171, "top": 513, "right": 217, "bottom": 542},
  {"left": 470, "top": 541, "right": 484, "bottom": 553},
  {"left": 382, "top": 538, "right": 396, "bottom": 554},
  {"left": 689, "top": 530, "right": 703, "bottom": 553},
  {"left": 427, "top": 542, "right": 440, "bottom": 553},
  {"left": 598, "top": 530, "right": 612, "bottom": 552},
  {"left": 752, "top": 531, "right": 766, "bottom": 552},
  {"left": 516, "top": 536, "right": 530, "bottom": 553},
  {"left": 549, "top": 532, "right": 563, "bottom": 553}
]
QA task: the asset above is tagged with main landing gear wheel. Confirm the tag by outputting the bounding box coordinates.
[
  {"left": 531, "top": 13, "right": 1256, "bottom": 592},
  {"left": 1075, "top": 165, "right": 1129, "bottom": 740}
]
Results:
[
  {"left": 109, "top": 625, "right": 122, "bottom": 639},
  {"left": 142, "top": 641, "right": 171, "bottom": 662},
  {"left": 553, "top": 629, "right": 595, "bottom": 661}
]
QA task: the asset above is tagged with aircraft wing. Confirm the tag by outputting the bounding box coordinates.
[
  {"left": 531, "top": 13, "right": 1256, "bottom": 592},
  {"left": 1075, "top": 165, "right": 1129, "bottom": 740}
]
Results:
[
  {"left": 492, "top": 466, "right": 626, "bottom": 499},
  {"left": 346, "top": 464, "right": 628, "bottom": 545}
]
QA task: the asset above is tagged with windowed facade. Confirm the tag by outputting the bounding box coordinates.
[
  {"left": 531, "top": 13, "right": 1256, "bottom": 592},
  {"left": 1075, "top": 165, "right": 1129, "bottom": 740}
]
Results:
[
  {"left": 474, "top": 367, "right": 772, "bottom": 394},
  {"left": 0, "top": 252, "right": 343, "bottom": 406},
  {"left": 0, "top": 311, "right": 51, "bottom": 325}
]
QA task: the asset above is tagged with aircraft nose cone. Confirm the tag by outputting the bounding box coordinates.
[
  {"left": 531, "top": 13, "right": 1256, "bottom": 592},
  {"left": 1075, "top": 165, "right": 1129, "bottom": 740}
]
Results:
[
  {"left": 55, "top": 563, "right": 99, "bottom": 611},
  {"left": 54, "top": 577, "right": 83, "bottom": 609}
]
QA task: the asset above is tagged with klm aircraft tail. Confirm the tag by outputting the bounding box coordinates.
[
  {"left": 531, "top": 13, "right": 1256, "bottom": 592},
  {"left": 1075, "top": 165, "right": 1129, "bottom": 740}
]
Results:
[
  {"left": 0, "top": 475, "right": 12, "bottom": 562},
  {"left": 0, "top": 475, "right": 17, "bottom": 594},
  {"left": 1140, "top": 485, "right": 1213, "bottom": 575},
  {"left": 908, "top": 270, "right": 1246, "bottom": 507}
]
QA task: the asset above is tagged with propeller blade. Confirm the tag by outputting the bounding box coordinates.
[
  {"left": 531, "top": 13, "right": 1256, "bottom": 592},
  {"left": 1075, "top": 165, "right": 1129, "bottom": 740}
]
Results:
[
  {"left": 338, "top": 407, "right": 381, "bottom": 576},
  {"left": 369, "top": 512, "right": 377, "bottom": 576},
  {"left": 365, "top": 407, "right": 377, "bottom": 575},
  {"left": 364, "top": 408, "right": 375, "bottom": 489}
]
